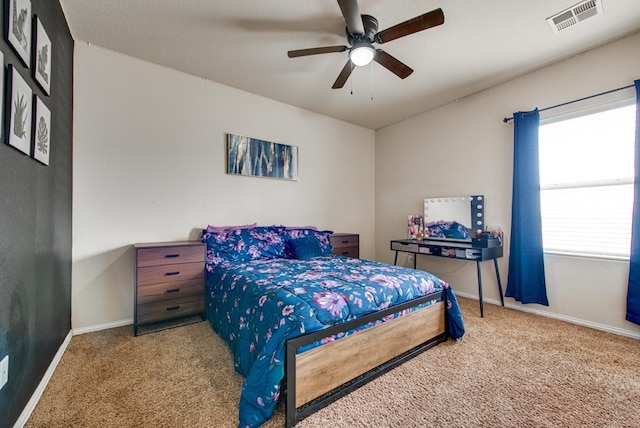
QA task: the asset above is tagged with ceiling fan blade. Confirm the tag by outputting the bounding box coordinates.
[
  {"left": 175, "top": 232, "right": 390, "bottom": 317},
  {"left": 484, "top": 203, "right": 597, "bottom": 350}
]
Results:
[
  {"left": 288, "top": 45, "right": 348, "bottom": 58},
  {"left": 332, "top": 60, "right": 354, "bottom": 89},
  {"left": 373, "top": 50, "right": 413, "bottom": 79},
  {"left": 337, "top": 0, "right": 365, "bottom": 35},
  {"left": 375, "top": 8, "right": 444, "bottom": 44}
]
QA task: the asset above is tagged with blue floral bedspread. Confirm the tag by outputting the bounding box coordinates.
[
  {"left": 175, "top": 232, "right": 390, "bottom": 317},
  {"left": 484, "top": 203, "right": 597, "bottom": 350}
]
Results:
[{"left": 205, "top": 256, "right": 465, "bottom": 428}]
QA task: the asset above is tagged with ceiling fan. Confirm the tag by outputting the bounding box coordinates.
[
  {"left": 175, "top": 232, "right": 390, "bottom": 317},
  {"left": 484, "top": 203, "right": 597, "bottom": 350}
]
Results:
[{"left": 287, "top": 0, "right": 445, "bottom": 89}]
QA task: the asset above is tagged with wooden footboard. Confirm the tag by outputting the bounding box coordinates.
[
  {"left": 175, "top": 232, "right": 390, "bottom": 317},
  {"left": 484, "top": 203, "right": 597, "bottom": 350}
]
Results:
[{"left": 285, "top": 291, "right": 448, "bottom": 427}]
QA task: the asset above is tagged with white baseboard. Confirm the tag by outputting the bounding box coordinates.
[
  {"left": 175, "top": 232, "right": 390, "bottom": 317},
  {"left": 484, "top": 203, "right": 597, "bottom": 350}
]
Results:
[
  {"left": 72, "top": 318, "right": 133, "bottom": 335},
  {"left": 13, "top": 330, "right": 73, "bottom": 428},
  {"left": 455, "top": 291, "right": 640, "bottom": 340}
]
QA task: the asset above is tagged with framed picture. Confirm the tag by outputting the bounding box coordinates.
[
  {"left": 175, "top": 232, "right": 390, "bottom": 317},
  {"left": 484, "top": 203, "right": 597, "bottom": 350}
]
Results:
[
  {"left": 7, "top": 0, "right": 32, "bottom": 68},
  {"left": 33, "top": 96, "right": 51, "bottom": 165},
  {"left": 34, "top": 16, "right": 51, "bottom": 95},
  {"left": 227, "top": 133, "right": 298, "bottom": 181},
  {"left": 7, "top": 65, "right": 33, "bottom": 155},
  {"left": 0, "top": 51, "right": 4, "bottom": 140}
]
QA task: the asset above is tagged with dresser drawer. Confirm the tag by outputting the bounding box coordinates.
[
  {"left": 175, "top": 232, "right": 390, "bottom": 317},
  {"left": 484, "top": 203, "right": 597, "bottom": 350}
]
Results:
[
  {"left": 137, "top": 279, "right": 204, "bottom": 304},
  {"left": 332, "top": 246, "right": 359, "bottom": 258},
  {"left": 331, "top": 234, "right": 359, "bottom": 249},
  {"left": 330, "top": 233, "right": 359, "bottom": 258},
  {"left": 137, "top": 262, "right": 204, "bottom": 286},
  {"left": 136, "top": 244, "right": 205, "bottom": 267},
  {"left": 136, "top": 295, "right": 205, "bottom": 324}
]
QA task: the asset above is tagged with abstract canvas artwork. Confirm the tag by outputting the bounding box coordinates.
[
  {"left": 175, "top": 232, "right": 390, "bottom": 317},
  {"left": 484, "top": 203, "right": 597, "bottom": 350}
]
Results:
[{"left": 227, "top": 133, "right": 298, "bottom": 181}]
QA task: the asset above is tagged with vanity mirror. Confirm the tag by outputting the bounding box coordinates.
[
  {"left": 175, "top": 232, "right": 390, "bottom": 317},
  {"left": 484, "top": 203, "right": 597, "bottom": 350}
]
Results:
[{"left": 423, "top": 195, "right": 484, "bottom": 242}]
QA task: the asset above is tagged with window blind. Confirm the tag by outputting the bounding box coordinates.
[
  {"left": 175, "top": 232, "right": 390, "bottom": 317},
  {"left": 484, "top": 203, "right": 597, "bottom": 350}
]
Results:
[{"left": 538, "top": 102, "right": 636, "bottom": 259}]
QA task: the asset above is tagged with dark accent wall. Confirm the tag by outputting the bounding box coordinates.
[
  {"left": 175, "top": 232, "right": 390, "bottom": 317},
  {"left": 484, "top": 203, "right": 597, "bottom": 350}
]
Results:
[{"left": 0, "top": 1, "right": 73, "bottom": 427}]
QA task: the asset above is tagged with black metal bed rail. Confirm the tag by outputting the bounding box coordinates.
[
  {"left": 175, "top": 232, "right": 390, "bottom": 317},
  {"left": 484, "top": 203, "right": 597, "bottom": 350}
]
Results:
[{"left": 285, "top": 289, "right": 448, "bottom": 427}]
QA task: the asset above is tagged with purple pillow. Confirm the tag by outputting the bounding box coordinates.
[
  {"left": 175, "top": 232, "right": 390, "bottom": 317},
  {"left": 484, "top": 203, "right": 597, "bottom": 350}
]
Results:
[
  {"left": 205, "top": 223, "right": 257, "bottom": 233},
  {"left": 202, "top": 226, "right": 285, "bottom": 269}
]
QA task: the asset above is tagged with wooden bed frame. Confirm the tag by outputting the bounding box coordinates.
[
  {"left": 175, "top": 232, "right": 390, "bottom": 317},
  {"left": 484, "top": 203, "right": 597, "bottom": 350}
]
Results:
[{"left": 285, "top": 290, "right": 448, "bottom": 427}]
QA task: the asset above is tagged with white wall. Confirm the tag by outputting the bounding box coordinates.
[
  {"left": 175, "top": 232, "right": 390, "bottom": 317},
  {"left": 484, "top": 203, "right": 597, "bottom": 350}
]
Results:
[
  {"left": 375, "top": 32, "right": 640, "bottom": 338},
  {"left": 72, "top": 43, "right": 375, "bottom": 331}
]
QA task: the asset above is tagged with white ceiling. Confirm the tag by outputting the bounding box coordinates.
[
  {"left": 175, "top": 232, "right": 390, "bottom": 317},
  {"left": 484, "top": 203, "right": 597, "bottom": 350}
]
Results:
[{"left": 59, "top": 0, "right": 640, "bottom": 130}]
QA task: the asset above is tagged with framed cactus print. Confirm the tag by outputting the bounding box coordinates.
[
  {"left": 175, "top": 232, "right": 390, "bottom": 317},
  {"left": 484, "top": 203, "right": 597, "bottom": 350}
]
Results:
[
  {"left": 34, "top": 16, "right": 51, "bottom": 95},
  {"left": 227, "top": 133, "right": 298, "bottom": 181},
  {"left": 7, "top": 0, "right": 31, "bottom": 68},
  {"left": 7, "top": 65, "right": 32, "bottom": 155},
  {"left": 33, "top": 96, "right": 50, "bottom": 165}
]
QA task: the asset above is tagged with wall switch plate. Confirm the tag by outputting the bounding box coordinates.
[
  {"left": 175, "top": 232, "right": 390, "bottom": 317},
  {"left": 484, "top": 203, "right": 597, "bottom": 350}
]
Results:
[{"left": 0, "top": 355, "right": 8, "bottom": 391}]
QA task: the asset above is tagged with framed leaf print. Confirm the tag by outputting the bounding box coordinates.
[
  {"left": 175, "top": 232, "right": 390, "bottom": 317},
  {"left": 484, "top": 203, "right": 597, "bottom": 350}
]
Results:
[
  {"left": 33, "top": 96, "right": 51, "bottom": 165},
  {"left": 7, "top": 65, "right": 33, "bottom": 155},
  {"left": 7, "top": 0, "right": 32, "bottom": 68},
  {"left": 34, "top": 16, "right": 51, "bottom": 95}
]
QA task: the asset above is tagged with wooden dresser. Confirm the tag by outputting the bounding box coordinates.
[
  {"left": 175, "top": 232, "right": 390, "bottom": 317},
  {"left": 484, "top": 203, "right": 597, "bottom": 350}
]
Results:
[
  {"left": 134, "top": 241, "right": 206, "bottom": 336},
  {"left": 330, "top": 233, "right": 360, "bottom": 258}
]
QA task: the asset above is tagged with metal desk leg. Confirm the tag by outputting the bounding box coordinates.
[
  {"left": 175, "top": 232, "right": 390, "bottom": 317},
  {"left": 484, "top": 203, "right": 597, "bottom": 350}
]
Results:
[
  {"left": 413, "top": 255, "right": 417, "bottom": 270},
  {"left": 476, "top": 261, "right": 484, "bottom": 318},
  {"left": 394, "top": 251, "right": 398, "bottom": 265},
  {"left": 494, "top": 258, "right": 504, "bottom": 306}
]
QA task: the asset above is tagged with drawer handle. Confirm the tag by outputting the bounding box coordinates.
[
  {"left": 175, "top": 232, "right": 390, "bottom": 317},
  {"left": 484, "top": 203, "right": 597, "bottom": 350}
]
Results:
[
  {"left": 165, "top": 271, "right": 180, "bottom": 276},
  {"left": 165, "top": 254, "right": 181, "bottom": 258},
  {"left": 166, "top": 306, "right": 180, "bottom": 311},
  {"left": 166, "top": 288, "right": 180, "bottom": 293},
  {"left": 341, "top": 240, "right": 349, "bottom": 244},
  {"left": 341, "top": 251, "right": 349, "bottom": 255}
]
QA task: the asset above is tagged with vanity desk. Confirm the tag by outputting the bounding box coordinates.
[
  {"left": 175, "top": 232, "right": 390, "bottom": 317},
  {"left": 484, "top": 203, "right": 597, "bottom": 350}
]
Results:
[{"left": 390, "top": 238, "right": 504, "bottom": 317}]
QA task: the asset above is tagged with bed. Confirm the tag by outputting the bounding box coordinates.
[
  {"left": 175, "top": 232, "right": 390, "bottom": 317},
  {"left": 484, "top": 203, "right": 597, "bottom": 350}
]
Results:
[{"left": 202, "top": 225, "right": 465, "bottom": 428}]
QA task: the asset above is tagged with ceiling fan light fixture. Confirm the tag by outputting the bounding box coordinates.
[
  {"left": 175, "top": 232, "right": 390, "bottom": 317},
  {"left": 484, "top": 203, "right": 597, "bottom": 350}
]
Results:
[{"left": 350, "top": 45, "right": 375, "bottom": 66}]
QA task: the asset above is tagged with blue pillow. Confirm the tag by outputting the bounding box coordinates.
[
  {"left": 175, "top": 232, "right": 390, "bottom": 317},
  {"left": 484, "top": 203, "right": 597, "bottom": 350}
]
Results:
[
  {"left": 289, "top": 235, "right": 325, "bottom": 260},
  {"left": 282, "top": 228, "right": 333, "bottom": 258},
  {"left": 442, "top": 221, "right": 470, "bottom": 239}
]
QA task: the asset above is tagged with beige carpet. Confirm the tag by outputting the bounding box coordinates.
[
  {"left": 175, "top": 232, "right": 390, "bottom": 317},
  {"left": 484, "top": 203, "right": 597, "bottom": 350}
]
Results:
[{"left": 26, "top": 297, "right": 640, "bottom": 428}]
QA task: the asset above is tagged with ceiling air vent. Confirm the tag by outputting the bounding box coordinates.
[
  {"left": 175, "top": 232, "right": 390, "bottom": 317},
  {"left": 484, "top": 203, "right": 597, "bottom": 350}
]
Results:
[{"left": 547, "top": 0, "right": 604, "bottom": 33}]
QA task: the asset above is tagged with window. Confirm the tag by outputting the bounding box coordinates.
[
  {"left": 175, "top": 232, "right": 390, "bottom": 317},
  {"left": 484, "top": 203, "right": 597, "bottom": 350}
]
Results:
[{"left": 538, "top": 101, "right": 637, "bottom": 259}]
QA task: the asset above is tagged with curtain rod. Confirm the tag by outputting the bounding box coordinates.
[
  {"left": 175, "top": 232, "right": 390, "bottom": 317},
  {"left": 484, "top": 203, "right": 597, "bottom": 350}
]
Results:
[{"left": 502, "top": 83, "right": 635, "bottom": 123}]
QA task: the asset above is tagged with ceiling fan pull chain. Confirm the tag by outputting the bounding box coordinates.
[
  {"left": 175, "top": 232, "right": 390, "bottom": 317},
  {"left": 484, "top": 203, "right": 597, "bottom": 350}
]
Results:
[
  {"left": 350, "top": 62, "right": 354, "bottom": 95},
  {"left": 370, "top": 61, "right": 374, "bottom": 101}
]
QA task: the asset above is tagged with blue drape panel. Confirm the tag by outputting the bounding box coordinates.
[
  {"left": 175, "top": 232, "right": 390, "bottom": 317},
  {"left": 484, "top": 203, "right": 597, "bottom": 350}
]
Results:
[
  {"left": 626, "top": 80, "right": 640, "bottom": 325},
  {"left": 506, "top": 109, "right": 549, "bottom": 305}
]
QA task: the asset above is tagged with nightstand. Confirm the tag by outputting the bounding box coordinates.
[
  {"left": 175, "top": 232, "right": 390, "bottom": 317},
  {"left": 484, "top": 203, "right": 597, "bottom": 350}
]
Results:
[
  {"left": 330, "top": 233, "right": 359, "bottom": 258},
  {"left": 134, "top": 241, "right": 206, "bottom": 336}
]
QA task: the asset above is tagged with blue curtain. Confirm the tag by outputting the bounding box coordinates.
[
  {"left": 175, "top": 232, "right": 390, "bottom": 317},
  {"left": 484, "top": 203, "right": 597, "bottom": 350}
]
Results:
[
  {"left": 506, "top": 109, "right": 549, "bottom": 306},
  {"left": 626, "top": 80, "right": 640, "bottom": 325}
]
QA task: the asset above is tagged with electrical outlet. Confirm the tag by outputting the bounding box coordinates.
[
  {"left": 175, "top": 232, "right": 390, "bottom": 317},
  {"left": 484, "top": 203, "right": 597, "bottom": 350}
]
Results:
[
  {"left": 0, "top": 355, "right": 8, "bottom": 391},
  {"left": 406, "top": 253, "right": 414, "bottom": 264}
]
